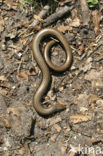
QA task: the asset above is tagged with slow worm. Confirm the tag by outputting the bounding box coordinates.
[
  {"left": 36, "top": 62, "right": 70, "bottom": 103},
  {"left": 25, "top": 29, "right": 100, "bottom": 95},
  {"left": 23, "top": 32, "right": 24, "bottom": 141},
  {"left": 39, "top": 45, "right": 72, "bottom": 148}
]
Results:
[{"left": 32, "top": 28, "right": 72, "bottom": 116}]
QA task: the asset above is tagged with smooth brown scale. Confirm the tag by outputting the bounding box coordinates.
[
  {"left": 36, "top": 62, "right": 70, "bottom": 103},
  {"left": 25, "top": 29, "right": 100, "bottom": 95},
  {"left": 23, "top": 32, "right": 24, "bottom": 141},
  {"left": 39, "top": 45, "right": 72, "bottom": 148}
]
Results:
[{"left": 32, "top": 28, "right": 72, "bottom": 116}]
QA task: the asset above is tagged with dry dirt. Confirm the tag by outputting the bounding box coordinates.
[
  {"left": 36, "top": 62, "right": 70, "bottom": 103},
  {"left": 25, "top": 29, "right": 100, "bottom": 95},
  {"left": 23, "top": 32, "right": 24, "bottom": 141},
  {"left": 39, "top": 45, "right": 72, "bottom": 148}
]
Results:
[{"left": 0, "top": 0, "right": 103, "bottom": 155}]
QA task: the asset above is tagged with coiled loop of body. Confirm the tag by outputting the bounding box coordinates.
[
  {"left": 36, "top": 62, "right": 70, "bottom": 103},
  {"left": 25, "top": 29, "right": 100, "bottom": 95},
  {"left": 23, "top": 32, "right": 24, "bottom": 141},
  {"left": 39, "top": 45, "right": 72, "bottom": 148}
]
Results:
[{"left": 32, "top": 28, "right": 72, "bottom": 116}]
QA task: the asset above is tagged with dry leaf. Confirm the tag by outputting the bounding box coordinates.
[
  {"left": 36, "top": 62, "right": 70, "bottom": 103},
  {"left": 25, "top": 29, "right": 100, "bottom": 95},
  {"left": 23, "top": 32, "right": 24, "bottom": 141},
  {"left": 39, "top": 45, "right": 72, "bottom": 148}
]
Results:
[
  {"left": 57, "top": 25, "right": 72, "bottom": 33},
  {"left": 97, "top": 129, "right": 103, "bottom": 134},
  {"left": 5, "top": 0, "right": 18, "bottom": 10},
  {"left": 0, "top": 81, "right": 11, "bottom": 89},
  {"left": 21, "top": 38, "right": 26, "bottom": 45},
  {"left": 85, "top": 70, "right": 103, "bottom": 89},
  {"left": 88, "top": 94, "right": 98, "bottom": 103},
  {"left": 92, "top": 79, "right": 103, "bottom": 89},
  {"left": 47, "top": 117, "right": 62, "bottom": 126},
  {"left": 53, "top": 124, "right": 61, "bottom": 132},
  {"left": 50, "top": 134, "right": 57, "bottom": 142},
  {"left": 19, "top": 70, "right": 28, "bottom": 81},
  {"left": 0, "top": 88, "right": 8, "bottom": 96},
  {"left": 34, "top": 15, "right": 44, "bottom": 23},
  {"left": 69, "top": 18, "right": 80, "bottom": 27},
  {"left": 5, "top": 0, "right": 18, "bottom": 6},
  {"left": 0, "top": 75, "right": 7, "bottom": 81},
  {"left": 70, "top": 114, "right": 92, "bottom": 124},
  {"left": 96, "top": 99, "right": 103, "bottom": 105},
  {"left": 92, "top": 10, "right": 101, "bottom": 36},
  {"left": 78, "top": 44, "right": 84, "bottom": 55},
  {"left": 33, "top": 25, "right": 41, "bottom": 31},
  {"left": 84, "top": 69, "right": 103, "bottom": 81}
]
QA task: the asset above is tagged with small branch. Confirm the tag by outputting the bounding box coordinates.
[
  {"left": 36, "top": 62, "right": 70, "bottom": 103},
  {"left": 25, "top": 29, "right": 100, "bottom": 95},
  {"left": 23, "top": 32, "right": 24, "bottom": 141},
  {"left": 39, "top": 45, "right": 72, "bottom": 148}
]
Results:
[
  {"left": 43, "top": 5, "right": 73, "bottom": 27},
  {"left": 29, "top": 5, "right": 50, "bottom": 28},
  {"left": 80, "top": 0, "right": 90, "bottom": 26}
]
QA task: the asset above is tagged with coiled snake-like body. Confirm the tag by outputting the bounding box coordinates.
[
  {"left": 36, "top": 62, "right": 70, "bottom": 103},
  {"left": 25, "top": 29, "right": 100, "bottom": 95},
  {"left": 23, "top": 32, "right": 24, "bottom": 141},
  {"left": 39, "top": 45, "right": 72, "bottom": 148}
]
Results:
[{"left": 32, "top": 28, "right": 72, "bottom": 116}]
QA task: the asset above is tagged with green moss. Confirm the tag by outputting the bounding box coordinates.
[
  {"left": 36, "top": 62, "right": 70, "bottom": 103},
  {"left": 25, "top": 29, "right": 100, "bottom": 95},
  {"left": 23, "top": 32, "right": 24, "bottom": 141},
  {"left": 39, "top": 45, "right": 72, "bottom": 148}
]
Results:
[{"left": 87, "top": 0, "right": 99, "bottom": 8}]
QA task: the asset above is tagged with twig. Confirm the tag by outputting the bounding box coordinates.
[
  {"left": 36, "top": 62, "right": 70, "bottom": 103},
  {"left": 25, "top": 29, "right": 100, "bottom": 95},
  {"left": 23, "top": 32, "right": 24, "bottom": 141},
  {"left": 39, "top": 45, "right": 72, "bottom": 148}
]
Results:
[
  {"left": 43, "top": 5, "right": 73, "bottom": 27},
  {"left": 29, "top": 5, "right": 50, "bottom": 28},
  {"left": 18, "top": 5, "right": 50, "bottom": 37},
  {"left": 79, "top": 0, "right": 90, "bottom": 26}
]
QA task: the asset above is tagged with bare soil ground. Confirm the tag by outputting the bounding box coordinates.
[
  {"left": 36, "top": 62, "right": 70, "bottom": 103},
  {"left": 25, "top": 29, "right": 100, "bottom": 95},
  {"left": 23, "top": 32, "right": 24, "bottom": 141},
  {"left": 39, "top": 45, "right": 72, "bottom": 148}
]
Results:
[{"left": 0, "top": 0, "right": 103, "bottom": 155}]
